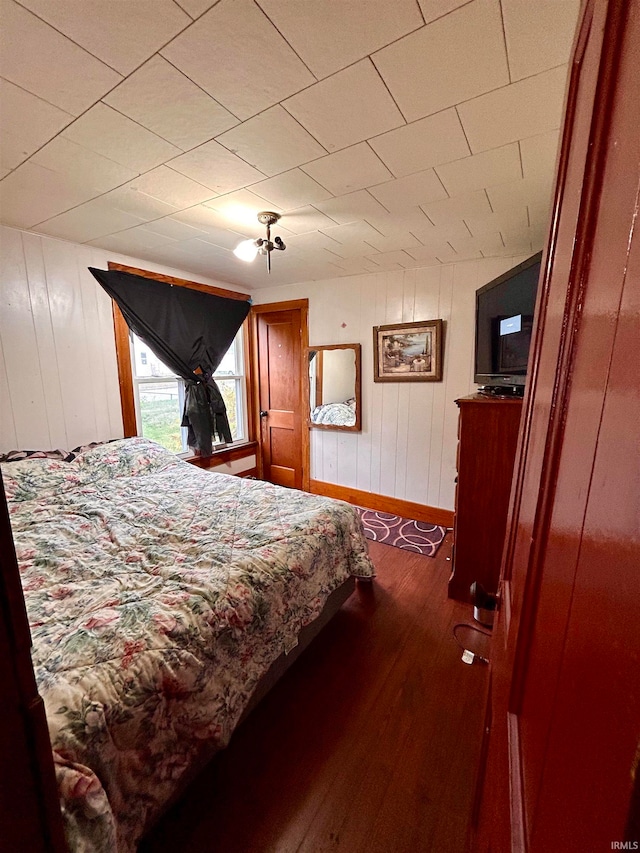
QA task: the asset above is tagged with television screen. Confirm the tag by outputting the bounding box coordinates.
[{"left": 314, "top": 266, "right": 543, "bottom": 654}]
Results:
[{"left": 474, "top": 253, "right": 541, "bottom": 390}]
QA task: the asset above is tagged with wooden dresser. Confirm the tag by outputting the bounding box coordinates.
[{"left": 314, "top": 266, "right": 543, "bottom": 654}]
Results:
[{"left": 448, "top": 394, "right": 523, "bottom": 603}]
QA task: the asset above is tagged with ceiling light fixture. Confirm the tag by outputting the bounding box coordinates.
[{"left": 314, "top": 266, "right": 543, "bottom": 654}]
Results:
[{"left": 233, "top": 211, "right": 286, "bottom": 274}]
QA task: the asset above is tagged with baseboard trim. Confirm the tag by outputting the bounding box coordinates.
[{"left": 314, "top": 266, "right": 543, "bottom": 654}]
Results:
[{"left": 309, "top": 480, "right": 454, "bottom": 528}]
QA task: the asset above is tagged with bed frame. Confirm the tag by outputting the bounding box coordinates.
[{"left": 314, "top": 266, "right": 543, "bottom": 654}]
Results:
[{"left": 144, "top": 575, "right": 362, "bottom": 832}]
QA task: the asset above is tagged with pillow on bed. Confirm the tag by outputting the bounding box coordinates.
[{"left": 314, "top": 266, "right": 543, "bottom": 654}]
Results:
[
  {"left": 0, "top": 448, "right": 73, "bottom": 463},
  {"left": 0, "top": 458, "right": 83, "bottom": 503},
  {"left": 71, "top": 437, "right": 181, "bottom": 479}
]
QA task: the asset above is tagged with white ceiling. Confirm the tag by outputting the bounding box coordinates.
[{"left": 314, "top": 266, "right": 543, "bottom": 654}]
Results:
[{"left": 0, "top": 0, "right": 580, "bottom": 289}]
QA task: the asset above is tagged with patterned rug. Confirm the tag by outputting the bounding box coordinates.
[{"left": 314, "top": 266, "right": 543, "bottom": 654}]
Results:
[{"left": 357, "top": 508, "right": 447, "bottom": 557}]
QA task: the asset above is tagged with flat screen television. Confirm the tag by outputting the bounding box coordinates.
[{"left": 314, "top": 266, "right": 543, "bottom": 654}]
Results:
[{"left": 474, "top": 252, "right": 542, "bottom": 395}]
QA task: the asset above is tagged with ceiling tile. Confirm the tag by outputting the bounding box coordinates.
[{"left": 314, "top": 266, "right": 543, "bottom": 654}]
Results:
[
  {"left": 329, "top": 256, "right": 381, "bottom": 274},
  {"left": 363, "top": 230, "right": 422, "bottom": 253},
  {"left": 32, "top": 196, "right": 146, "bottom": 240},
  {"left": 279, "top": 206, "right": 337, "bottom": 235},
  {"left": 411, "top": 219, "right": 471, "bottom": 246},
  {"left": 431, "top": 243, "right": 459, "bottom": 262},
  {"left": 193, "top": 228, "right": 251, "bottom": 252},
  {"left": 0, "top": 0, "right": 122, "bottom": 115},
  {"left": 173, "top": 0, "right": 218, "bottom": 18},
  {"left": 435, "top": 143, "right": 522, "bottom": 196},
  {"left": 62, "top": 103, "right": 181, "bottom": 172},
  {"left": 285, "top": 231, "right": 343, "bottom": 254},
  {"left": 448, "top": 231, "right": 502, "bottom": 256},
  {"left": 216, "top": 106, "right": 326, "bottom": 177},
  {"left": 113, "top": 225, "right": 178, "bottom": 250},
  {"left": 283, "top": 60, "right": 405, "bottom": 152},
  {"left": 364, "top": 207, "right": 432, "bottom": 237},
  {"left": 128, "top": 166, "right": 216, "bottom": 208},
  {"left": 100, "top": 184, "right": 178, "bottom": 221},
  {"left": 104, "top": 56, "right": 238, "bottom": 151},
  {"left": 168, "top": 139, "right": 265, "bottom": 194},
  {"left": 142, "top": 217, "right": 209, "bottom": 241},
  {"left": 486, "top": 177, "right": 553, "bottom": 213},
  {"left": 368, "top": 169, "right": 448, "bottom": 212},
  {"left": 0, "top": 161, "right": 100, "bottom": 227},
  {"left": 373, "top": 0, "right": 509, "bottom": 122},
  {"left": 527, "top": 199, "right": 553, "bottom": 232},
  {"left": 457, "top": 66, "right": 568, "bottom": 153},
  {"left": 502, "top": 0, "right": 580, "bottom": 82},
  {"left": 18, "top": 0, "right": 190, "bottom": 76},
  {"left": 365, "top": 250, "right": 414, "bottom": 269},
  {"left": 369, "top": 108, "right": 471, "bottom": 178},
  {"left": 204, "top": 189, "right": 284, "bottom": 231},
  {"left": 465, "top": 206, "right": 529, "bottom": 237},
  {"left": 161, "top": 0, "right": 314, "bottom": 120},
  {"left": 251, "top": 169, "right": 332, "bottom": 211},
  {"left": 520, "top": 130, "right": 560, "bottom": 184},
  {"left": 326, "top": 240, "right": 381, "bottom": 259},
  {"left": 88, "top": 229, "right": 176, "bottom": 255},
  {"left": 420, "top": 189, "right": 492, "bottom": 225},
  {"left": 30, "top": 136, "right": 137, "bottom": 195},
  {"left": 170, "top": 203, "right": 254, "bottom": 237},
  {"left": 0, "top": 79, "right": 73, "bottom": 172},
  {"left": 405, "top": 244, "right": 447, "bottom": 264},
  {"left": 417, "top": 0, "right": 471, "bottom": 24},
  {"left": 320, "top": 221, "right": 383, "bottom": 246},
  {"left": 301, "top": 143, "right": 392, "bottom": 196},
  {"left": 315, "top": 190, "right": 389, "bottom": 225},
  {"left": 256, "top": 0, "right": 422, "bottom": 79}
]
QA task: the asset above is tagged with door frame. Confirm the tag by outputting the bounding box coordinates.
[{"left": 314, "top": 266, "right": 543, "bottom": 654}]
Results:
[{"left": 249, "top": 299, "right": 310, "bottom": 492}]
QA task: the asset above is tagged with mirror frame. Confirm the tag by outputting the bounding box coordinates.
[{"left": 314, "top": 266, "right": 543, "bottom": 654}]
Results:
[{"left": 307, "top": 343, "right": 361, "bottom": 432}]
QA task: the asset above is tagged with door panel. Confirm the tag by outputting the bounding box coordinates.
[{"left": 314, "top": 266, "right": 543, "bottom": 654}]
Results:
[
  {"left": 254, "top": 303, "right": 308, "bottom": 490},
  {"left": 477, "top": 1, "right": 640, "bottom": 850}
]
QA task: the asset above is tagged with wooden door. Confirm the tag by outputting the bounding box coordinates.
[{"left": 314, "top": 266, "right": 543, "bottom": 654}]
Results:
[
  {"left": 252, "top": 301, "right": 309, "bottom": 490},
  {"left": 476, "top": 1, "right": 640, "bottom": 850}
]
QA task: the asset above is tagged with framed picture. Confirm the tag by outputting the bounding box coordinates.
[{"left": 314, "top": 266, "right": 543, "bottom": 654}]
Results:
[{"left": 373, "top": 319, "right": 444, "bottom": 382}]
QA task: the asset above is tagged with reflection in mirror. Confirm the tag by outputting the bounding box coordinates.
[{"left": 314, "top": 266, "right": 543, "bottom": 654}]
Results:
[{"left": 308, "top": 344, "right": 361, "bottom": 432}]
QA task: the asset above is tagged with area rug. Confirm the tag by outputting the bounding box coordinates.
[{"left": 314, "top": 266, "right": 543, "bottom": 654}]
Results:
[{"left": 357, "top": 508, "right": 447, "bottom": 557}]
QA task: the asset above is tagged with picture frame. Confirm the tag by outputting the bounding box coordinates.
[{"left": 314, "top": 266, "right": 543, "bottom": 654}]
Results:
[{"left": 373, "top": 319, "right": 444, "bottom": 382}]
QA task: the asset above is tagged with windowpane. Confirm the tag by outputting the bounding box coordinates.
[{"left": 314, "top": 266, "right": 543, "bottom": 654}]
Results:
[
  {"left": 216, "top": 378, "right": 241, "bottom": 441},
  {"left": 138, "top": 380, "right": 184, "bottom": 453},
  {"left": 215, "top": 341, "right": 238, "bottom": 376},
  {"left": 132, "top": 336, "right": 175, "bottom": 378},
  {"left": 130, "top": 329, "right": 246, "bottom": 451}
]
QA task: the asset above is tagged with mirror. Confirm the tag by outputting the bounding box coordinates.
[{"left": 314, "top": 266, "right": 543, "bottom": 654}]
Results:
[{"left": 308, "top": 344, "right": 361, "bottom": 432}]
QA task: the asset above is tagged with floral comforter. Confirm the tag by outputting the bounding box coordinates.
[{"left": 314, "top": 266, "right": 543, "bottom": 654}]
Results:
[{"left": 2, "top": 438, "right": 374, "bottom": 853}]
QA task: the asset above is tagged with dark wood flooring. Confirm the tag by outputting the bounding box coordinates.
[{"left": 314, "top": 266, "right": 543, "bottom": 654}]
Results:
[{"left": 141, "top": 535, "right": 490, "bottom": 853}]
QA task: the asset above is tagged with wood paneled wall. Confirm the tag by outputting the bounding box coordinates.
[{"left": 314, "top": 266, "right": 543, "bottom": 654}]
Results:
[
  {"left": 253, "top": 256, "right": 527, "bottom": 511},
  {"left": 0, "top": 225, "right": 249, "bottom": 453}
]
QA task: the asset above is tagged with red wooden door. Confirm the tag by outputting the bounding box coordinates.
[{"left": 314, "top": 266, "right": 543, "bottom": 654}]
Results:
[
  {"left": 254, "top": 302, "right": 308, "bottom": 490},
  {"left": 476, "top": 1, "right": 640, "bottom": 850}
]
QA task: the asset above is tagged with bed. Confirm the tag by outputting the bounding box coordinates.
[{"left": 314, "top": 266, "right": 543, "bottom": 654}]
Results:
[
  {"left": 1, "top": 438, "right": 374, "bottom": 853},
  {"left": 310, "top": 396, "right": 357, "bottom": 427}
]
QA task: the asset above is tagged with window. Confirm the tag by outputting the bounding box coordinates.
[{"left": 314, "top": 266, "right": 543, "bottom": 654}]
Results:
[{"left": 130, "top": 329, "right": 247, "bottom": 455}]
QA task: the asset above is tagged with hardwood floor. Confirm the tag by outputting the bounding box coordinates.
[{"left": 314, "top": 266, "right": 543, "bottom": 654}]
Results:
[{"left": 141, "top": 535, "right": 490, "bottom": 853}]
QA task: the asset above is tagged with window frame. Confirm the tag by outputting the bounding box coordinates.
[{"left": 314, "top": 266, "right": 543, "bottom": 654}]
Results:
[
  {"left": 108, "top": 262, "right": 256, "bottom": 462},
  {"left": 130, "top": 327, "right": 247, "bottom": 456}
]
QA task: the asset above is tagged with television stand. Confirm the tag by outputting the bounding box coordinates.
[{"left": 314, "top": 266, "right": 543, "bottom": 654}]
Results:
[{"left": 477, "top": 384, "right": 525, "bottom": 398}]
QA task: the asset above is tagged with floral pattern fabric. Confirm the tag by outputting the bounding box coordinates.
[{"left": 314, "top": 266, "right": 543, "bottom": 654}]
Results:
[{"left": 3, "top": 438, "right": 374, "bottom": 853}]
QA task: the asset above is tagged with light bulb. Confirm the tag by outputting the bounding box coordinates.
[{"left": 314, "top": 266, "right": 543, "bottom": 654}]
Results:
[{"left": 233, "top": 239, "right": 259, "bottom": 262}]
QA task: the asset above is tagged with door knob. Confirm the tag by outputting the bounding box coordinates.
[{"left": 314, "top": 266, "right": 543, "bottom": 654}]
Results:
[{"left": 260, "top": 410, "right": 268, "bottom": 417}]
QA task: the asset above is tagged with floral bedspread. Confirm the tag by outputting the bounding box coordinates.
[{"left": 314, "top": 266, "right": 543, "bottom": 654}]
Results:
[
  {"left": 311, "top": 401, "right": 356, "bottom": 426},
  {"left": 2, "top": 438, "right": 374, "bottom": 853}
]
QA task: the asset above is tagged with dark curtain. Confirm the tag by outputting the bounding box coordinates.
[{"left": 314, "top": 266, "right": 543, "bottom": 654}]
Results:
[{"left": 89, "top": 268, "right": 251, "bottom": 456}]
